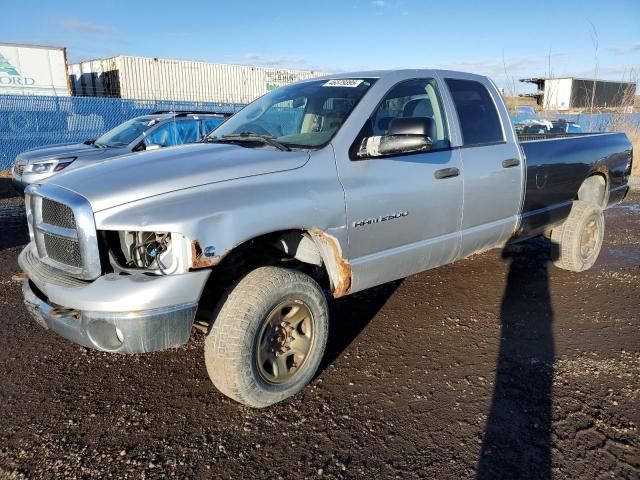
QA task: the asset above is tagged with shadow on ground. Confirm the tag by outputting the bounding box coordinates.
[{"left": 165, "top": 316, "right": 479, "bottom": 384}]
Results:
[
  {"left": 0, "top": 178, "right": 28, "bottom": 253},
  {"left": 0, "top": 176, "right": 20, "bottom": 200},
  {"left": 477, "top": 238, "right": 558, "bottom": 480},
  {"left": 319, "top": 280, "right": 402, "bottom": 374}
]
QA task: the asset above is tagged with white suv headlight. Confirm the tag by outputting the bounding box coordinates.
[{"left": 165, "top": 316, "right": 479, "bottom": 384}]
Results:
[
  {"left": 31, "top": 162, "right": 56, "bottom": 173},
  {"left": 31, "top": 156, "right": 77, "bottom": 173}
]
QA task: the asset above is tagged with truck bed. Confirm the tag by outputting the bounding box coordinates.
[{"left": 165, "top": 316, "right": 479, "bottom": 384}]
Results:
[{"left": 516, "top": 132, "right": 632, "bottom": 238}]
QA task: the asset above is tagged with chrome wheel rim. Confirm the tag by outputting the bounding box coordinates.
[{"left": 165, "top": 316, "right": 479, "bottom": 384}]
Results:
[
  {"left": 580, "top": 217, "right": 600, "bottom": 260},
  {"left": 256, "top": 300, "right": 314, "bottom": 385}
]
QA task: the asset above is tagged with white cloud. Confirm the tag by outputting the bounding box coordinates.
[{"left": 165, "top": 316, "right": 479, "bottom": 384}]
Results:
[
  {"left": 608, "top": 43, "right": 640, "bottom": 55},
  {"left": 60, "top": 19, "right": 118, "bottom": 37},
  {"left": 228, "top": 53, "right": 341, "bottom": 73}
]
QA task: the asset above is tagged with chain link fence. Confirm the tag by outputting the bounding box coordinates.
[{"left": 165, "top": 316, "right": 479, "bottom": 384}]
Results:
[{"left": 0, "top": 94, "right": 245, "bottom": 169}]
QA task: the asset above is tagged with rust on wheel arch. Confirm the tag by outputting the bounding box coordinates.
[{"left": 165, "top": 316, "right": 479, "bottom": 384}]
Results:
[
  {"left": 308, "top": 228, "right": 352, "bottom": 298},
  {"left": 191, "top": 240, "right": 227, "bottom": 269}
]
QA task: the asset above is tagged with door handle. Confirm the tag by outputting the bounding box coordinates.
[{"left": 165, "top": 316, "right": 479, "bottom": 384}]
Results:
[
  {"left": 502, "top": 158, "right": 520, "bottom": 168},
  {"left": 434, "top": 167, "right": 460, "bottom": 179}
]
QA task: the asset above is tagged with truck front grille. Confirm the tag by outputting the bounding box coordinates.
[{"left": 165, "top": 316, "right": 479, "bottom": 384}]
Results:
[
  {"left": 27, "top": 184, "right": 101, "bottom": 280},
  {"left": 14, "top": 157, "right": 26, "bottom": 176},
  {"left": 42, "top": 198, "right": 77, "bottom": 229},
  {"left": 43, "top": 233, "right": 83, "bottom": 268}
]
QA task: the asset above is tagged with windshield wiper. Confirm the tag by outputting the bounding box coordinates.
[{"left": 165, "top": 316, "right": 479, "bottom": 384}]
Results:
[{"left": 204, "top": 132, "right": 290, "bottom": 152}]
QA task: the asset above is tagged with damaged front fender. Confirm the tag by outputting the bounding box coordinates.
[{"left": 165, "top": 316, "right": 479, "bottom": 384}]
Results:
[
  {"left": 191, "top": 240, "right": 228, "bottom": 269},
  {"left": 308, "top": 228, "right": 352, "bottom": 298}
]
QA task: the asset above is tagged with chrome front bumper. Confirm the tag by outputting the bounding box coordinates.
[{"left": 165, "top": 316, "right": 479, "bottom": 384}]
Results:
[{"left": 19, "top": 244, "right": 210, "bottom": 353}]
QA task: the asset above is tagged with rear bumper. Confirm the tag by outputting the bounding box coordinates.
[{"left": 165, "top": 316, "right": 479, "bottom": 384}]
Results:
[{"left": 19, "top": 244, "right": 210, "bottom": 353}]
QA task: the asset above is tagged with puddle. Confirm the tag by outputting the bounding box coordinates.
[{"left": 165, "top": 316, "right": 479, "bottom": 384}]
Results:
[
  {"left": 0, "top": 205, "right": 26, "bottom": 223},
  {"left": 608, "top": 204, "right": 640, "bottom": 217},
  {"left": 594, "top": 245, "right": 640, "bottom": 270}
]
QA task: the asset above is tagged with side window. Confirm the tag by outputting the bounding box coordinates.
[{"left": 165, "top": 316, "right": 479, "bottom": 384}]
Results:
[
  {"left": 445, "top": 79, "right": 504, "bottom": 146},
  {"left": 145, "top": 121, "right": 179, "bottom": 147},
  {"left": 366, "top": 78, "right": 449, "bottom": 150},
  {"left": 173, "top": 120, "right": 199, "bottom": 144}
]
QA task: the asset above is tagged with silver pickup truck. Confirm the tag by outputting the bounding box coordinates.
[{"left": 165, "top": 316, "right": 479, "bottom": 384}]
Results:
[{"left": 18, "top": 70, "right": 633, "bottom": 407}]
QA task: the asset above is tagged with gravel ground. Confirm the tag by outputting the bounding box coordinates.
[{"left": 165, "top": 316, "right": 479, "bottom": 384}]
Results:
[{"left": 0, "top": 176, "right": 638, "bottom": 479}]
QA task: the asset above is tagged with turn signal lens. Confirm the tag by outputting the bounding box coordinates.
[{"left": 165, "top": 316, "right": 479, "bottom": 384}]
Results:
[{"left": 54, "top": 161, "right": 73, "bottom": 172}]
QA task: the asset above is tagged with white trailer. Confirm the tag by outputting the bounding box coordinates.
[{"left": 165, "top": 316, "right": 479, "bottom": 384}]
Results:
[
  {"left": 533, "top": 77, "right": 636, "bottom": 111},
  {"left": 0, "top": 43, "right": 70, "bottom": 96},
  {"left": 68, "top": 55, "right": 326, "bottom": 104},
  {"left": 542, "top": 78, "right": 573, "bottom": 111}
]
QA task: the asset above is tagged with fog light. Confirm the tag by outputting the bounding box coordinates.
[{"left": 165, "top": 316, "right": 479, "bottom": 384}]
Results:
[{"left": 86, "top": 319, "right": 124, "bottom": 351}]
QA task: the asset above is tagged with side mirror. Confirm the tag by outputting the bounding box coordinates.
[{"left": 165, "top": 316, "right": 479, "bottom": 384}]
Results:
[
  {"left": 356, "top": 116, "right": 435, "bottom": 159},
  {"left": 357, "top": 134, "right": 432, "bottom": 159},
  {"left": 144, "top": 143, "right": 161, "bottom": 151}
]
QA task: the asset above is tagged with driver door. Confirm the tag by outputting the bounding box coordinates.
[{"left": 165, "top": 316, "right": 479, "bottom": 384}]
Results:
[{"left": 335, "top": 78, "right": 464, "bottom": 292}]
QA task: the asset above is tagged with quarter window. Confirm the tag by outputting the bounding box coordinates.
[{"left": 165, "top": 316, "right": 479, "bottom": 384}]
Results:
[{"left": 445, "top": 79, "right": 504, "bottom": 146}]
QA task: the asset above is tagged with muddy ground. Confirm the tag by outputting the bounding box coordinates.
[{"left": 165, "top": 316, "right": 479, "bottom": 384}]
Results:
[{"left": 0, "top": 176, "right": 638, "bottom": 479}]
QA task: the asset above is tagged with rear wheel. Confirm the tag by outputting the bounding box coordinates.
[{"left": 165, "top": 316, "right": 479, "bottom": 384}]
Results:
[
  {"left": 551, "top": 200, "right": 604, "bottom": 272},
  {"left": 204, "top": 266, "right": 328, "bottom": 408}
]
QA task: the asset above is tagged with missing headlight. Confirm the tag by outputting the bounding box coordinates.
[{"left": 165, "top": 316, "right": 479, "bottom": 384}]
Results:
[
  {"left": 129, "top": 232, "right": 170, "bottom": 270},
  {"left": 106, "top": 231, "right": 191, "bottom": 276}
]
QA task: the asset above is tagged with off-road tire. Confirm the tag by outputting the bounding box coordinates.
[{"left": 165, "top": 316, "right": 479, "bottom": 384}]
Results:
[
  {"left": 551, "top": 200, "right": 605, "bottom": 272},
  {"left": 204, "top": 266, "right": 328, "bottom": 408}
]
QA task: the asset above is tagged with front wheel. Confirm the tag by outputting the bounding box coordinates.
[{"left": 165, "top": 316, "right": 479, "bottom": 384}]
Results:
[
  {"left": 551, "top": 200, "right": 605, "bottom": 272},
  {"left": 204, "top": 266, "right": 328, "bottom": 408}
]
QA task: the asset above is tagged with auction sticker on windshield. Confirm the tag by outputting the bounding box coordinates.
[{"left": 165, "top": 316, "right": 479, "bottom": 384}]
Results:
[{"left": 323, "top": 79, "right": 364, "bottom": 87}]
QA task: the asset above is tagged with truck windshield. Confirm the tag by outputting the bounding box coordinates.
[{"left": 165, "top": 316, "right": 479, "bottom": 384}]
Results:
[
  {"left": 207, "top": 78, "right": 377, "bottom": 149},
  {"left": 94, "top": 116, "right": 161, "bottom": 147}
]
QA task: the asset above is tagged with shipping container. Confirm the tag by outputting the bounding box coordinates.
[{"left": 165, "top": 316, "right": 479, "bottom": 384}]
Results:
[
  {"left": 0, "top": 43, "right": 70, "bottom": 96},
  {"left": 69, "top": 55, "right": 327, "bottom": 104}
]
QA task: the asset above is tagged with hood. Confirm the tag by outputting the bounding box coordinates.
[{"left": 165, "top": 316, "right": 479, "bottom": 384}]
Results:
[
  {"left": 19, "top": 142, "right": 109, "bottom": 162},
  {"left": 48, "top": 143, "right": 310, "bottom": 212}
]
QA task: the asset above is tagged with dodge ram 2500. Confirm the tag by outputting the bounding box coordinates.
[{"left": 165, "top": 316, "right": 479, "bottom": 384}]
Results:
[{"left": 18, "top": 70, "right": 633, "bottom": 407}]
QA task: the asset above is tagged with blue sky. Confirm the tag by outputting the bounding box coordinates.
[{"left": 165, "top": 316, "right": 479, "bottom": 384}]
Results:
[{"left": 3, "top": 0, "right": 639, "bottom": 93}]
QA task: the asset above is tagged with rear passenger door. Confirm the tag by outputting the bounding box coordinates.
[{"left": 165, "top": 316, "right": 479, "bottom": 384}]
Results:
[{"left": 445, "top": 78, "right": 524, "bottom": 257}]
